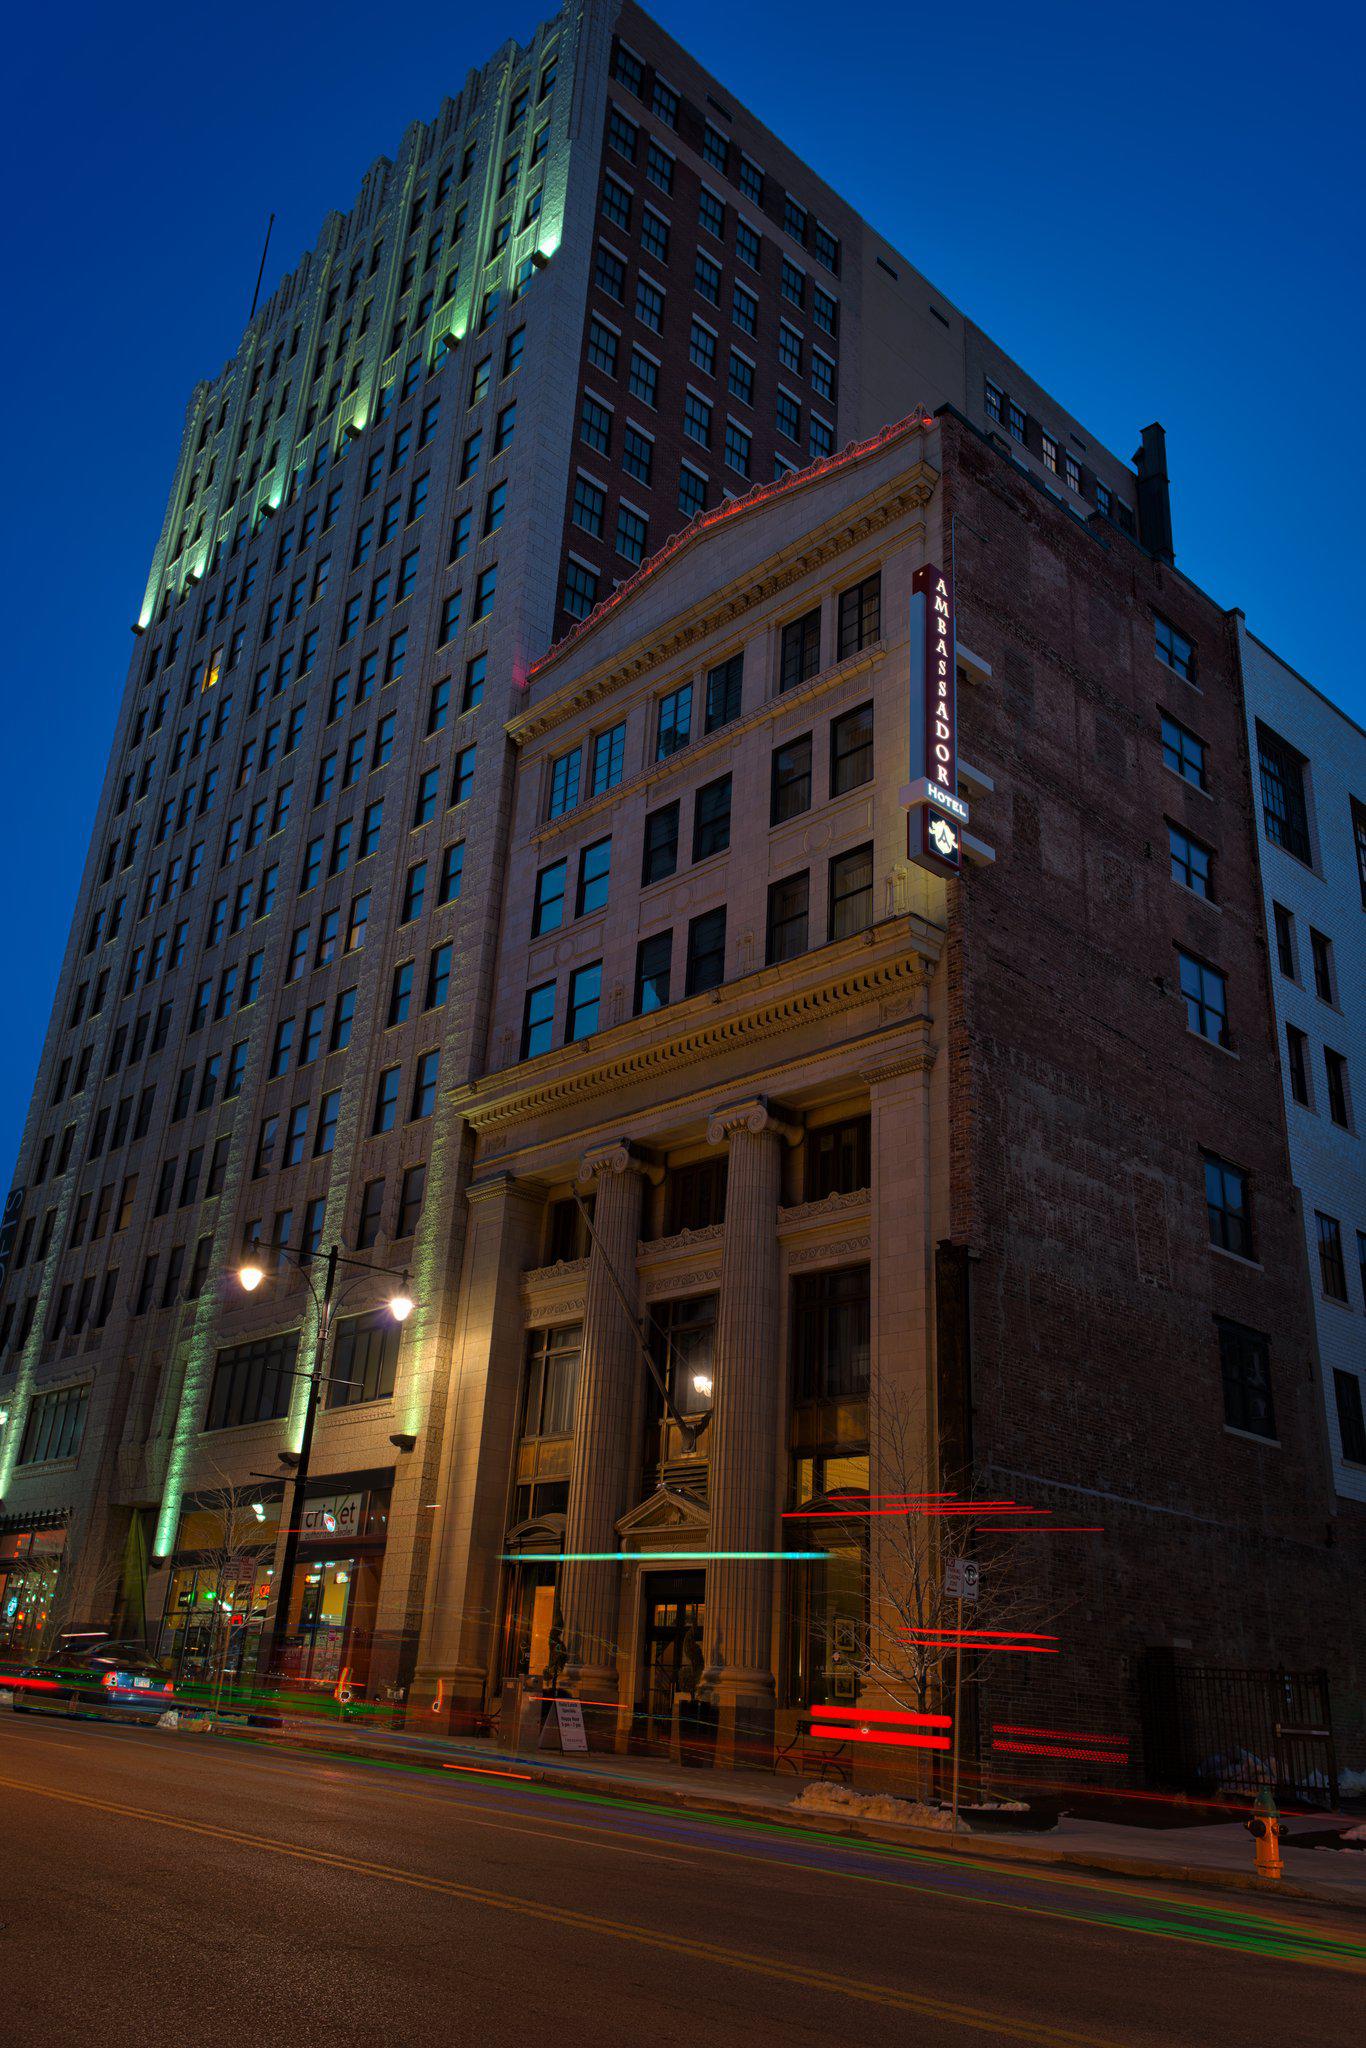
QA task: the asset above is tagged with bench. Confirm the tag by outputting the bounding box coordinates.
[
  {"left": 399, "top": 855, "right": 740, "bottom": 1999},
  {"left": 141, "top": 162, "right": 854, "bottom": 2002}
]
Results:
[{"left": 775, "top": 1713, "right": 853, "bottom": 1783}]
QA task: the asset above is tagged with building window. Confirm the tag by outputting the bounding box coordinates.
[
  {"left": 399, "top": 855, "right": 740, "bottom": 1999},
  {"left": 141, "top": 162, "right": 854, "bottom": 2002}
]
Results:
[
  {"left": 664, "top": 1159, "right": 728, "bottom": 1236},
  {"left": 829, "top": 843, "right": 874, "bottom": 939},
  {"left": 694, "top": 253, "right": 722, "bottom": 306},
  {"left": 1177, "top": 950, "right": 1230, "bottom": 1047},
  {"left": 766, "top": 871, "right": 810, "bottom": 963},
  {"left": 692, "top": 775, "right": 732, "bottom": 861},
  {"left": 724, "top": 420, "right": 752, "bottom": 477},
  {"left": 836, "top": 574, "right": 880, "bottom": 657},
  {"left": 411, "top": 1048, "right": 439, "bottom": 1119},
  {"left": 327, "top": 1310, "right": 400, "bottom": 1408},
  {"left": 984, "top": 380, "right": 1002, "bottom": 422},
  {"left": 732, "top": 284, "right": 757, "bottom": 336},
  {"left": 683, "top": 391, "right": 712, "bottom": 446},
  {"left": 1041, "top": 432, "right": 1058, "bottom": 475},
  {"left": 580, "top": 394, "right": 612, "bottom": 455},
  {"left": 806, "top": 1116, "right": 871, "bottom": 1200},
  {"left": 642, "top": 801, "right": 680, "bottom": 885},
  {"left": 705, "top": 654, "right": 743, "bottom": 732},
  {"left": 635, "top": 931, "right": 671, "bottom": 1014},
  {"left": 1286, "top": 1024, "right": 1311, "bottom": 1106},
  {"left": 636, "top": 278, "right": 665, "bottom": 332},
  {"left": 1310, "top": 928, "right": 1336, "bottom": 1004},
  {"left": 1168, "top": 822, "right": 1214, "bottom": 899},
  {"left": 678, "top": 464, "right": 707, "bottom": 518},
  {"left": 771, "top": 734, "right": 813, "bottom": 823},
  {"left": 591, "top": 723, "right": 626, "bottom": 795},
  {"left": 522, "top": 1322, "right": 582, "bottom": 1442},
  {"left": 628, "top": 351, "right": 658, "bottom": 407},
  {"left": 1007, "top": 401, "right": 1026, "bottom": 442},
  {"left": 1217, "top": 1319, "right": 1275, "bottom": 1438},
  {"left": 1161, "top": 714, "right": 1208, "bottom": 791},
  {"left": 548, "top": 747, "right": 582, "bottom": 819},
  {"left": 616, "top": 504, "right": 648, "bottom": 564},
  {"left": 1257, "top": 723, "right": 1312, "bottom": 863},
  {"left": 657, "top": 684, "right": 692, "bottom": 758},
  {"left": 566, "top": 962, "right": 602, "bottom": 1041},
  {"left": 587, "top": 315, "right": 618, "bottom": 375},
  {"left": 206, "top": 1332, "right": 297, "bottom": 1431},
  {"left": 1273, "top": 902, "right": 1297, "bottom": 979},
  {"left": 685, "top": 907, "right": 726, "bottom": 995},
  {"left": 1316, "top": 1211, "right": 1348, "bottom": 1299},
  {"left": 641, "top": 209, "right": 669, "bottom": 263},
  {"left": 1154, "top": 614, "right": 1197, "bottom": 682},
  {"left": 1204, "top": 1154, "right": 1253, "bottom": 1259},
  {"left": 1351, "top": 797, "right": 1366, "bottom": 908},
  {"left": 600, "top": 177, "right": 630, "bottom": 233},
  {"left": 1324, "top": 1048, "right": 1351, "bottom": 1129},
  {"left": 533, "top": 860, "right": 566, "bottom": 937},
  {"left": 18, "top": 1384, "right": 90, "bottom": 1464},
  {"left": 563, "top": 558, "right": 599, "bottom": 621},
  {"left": 781, "top": 608, "right": 821, "bottom": 691},
  {"left": 830, "top": 702, "right": 874, "bottom": 795},
  {"left": 576, "top": 837, "right": 611, "bottom": 916},
  {"left": 792, "top": 1266, "right": 870, "bottom": 1403},
  {"left": 622, "top": 424, "right": 653, "bottom": 485},
  {"left": 522, "top": 982, "right": 555, "bottom": 1059},
  {"left": 1333, "top": 1371, "right": 1366, "bottom": 1464}
]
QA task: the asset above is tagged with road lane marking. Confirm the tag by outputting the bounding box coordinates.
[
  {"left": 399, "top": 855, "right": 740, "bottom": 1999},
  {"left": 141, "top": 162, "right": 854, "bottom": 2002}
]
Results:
[
  {"left": 5, "top": 1725, "right": 1361, "bottom": 1973},
  {"left": 0, "top": 1772, "right": 1131, "bottom": 2044}
]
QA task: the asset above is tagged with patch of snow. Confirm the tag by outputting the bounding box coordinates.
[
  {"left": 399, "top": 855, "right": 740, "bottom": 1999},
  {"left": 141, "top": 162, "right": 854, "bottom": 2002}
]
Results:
[
  {"left": 1344, "top": 1824, "right": 1366, "bottom": 1843},
  {"left": 156, "top": 1710, "right": 181, "bottom": 1729},
  {"left": 793, "top": 1781, "right": 955, "bottom": 1829}
]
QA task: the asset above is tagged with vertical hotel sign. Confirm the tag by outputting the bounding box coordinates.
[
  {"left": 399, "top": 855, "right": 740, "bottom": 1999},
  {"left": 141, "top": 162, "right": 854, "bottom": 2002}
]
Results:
[{"left": 907, "top": 562, "right": 966, "bottom": 873}]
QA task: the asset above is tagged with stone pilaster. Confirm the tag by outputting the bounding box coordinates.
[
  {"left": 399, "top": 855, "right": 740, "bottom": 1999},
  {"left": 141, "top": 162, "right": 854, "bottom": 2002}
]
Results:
[
  {"left": 702, "top": 1098, "right": 797, "bottom": 1763},
  {"left": 412, "top": 1172, "right": 544, "bottom": 1725},
  {"left": 559, "top": 1140, "right": 653, "bottom": 1700}
]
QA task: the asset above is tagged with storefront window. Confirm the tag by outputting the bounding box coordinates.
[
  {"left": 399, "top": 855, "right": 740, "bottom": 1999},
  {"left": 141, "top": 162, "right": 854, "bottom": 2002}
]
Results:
[{"left": 0, "top": 1527, "right": 67, "bottom": 1657}]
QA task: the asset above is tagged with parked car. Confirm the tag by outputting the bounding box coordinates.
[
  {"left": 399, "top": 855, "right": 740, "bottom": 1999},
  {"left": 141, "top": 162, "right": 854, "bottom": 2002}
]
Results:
[{"left": 10, "top": 1635, "right": 175, "bottom": 1718}]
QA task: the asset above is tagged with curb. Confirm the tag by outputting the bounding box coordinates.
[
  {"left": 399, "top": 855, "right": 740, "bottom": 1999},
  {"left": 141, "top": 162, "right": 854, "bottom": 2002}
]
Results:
[{"left": 208, "top": 1720, "right": 1366, "bottom": 1913}]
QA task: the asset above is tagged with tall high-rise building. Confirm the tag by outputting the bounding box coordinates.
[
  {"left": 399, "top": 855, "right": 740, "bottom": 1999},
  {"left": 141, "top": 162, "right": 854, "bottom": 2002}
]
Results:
[{"left": 0, "top": 0, "right": 1174, "bottom": 1689}]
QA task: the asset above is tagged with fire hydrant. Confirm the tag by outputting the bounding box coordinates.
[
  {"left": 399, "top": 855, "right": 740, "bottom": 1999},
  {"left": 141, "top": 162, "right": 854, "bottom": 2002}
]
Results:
[{"left": 1246, "top": 1788, "right": 1283, "bottom": 1880}]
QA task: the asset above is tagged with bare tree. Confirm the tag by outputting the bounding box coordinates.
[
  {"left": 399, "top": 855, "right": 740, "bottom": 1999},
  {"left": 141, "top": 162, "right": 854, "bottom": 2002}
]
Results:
[
  {"left": 31, "top": 1549, "right": 125, "bottom": 1665},
  {"left": 820, "top": 1388, "right": 1066, "bottom": 1798},
  {"left": 187, "top": 1462, "right": 274, "bottom": 1717}
]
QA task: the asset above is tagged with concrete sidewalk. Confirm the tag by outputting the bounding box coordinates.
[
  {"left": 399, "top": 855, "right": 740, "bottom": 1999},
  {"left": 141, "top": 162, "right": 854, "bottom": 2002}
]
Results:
[{"left": 199, "top": 1705, "right": 1366, "bottom": 1911}]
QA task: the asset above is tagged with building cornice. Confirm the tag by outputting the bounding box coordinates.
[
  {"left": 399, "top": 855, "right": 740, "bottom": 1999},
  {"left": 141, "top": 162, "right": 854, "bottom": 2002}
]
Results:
[
  {"left": 452, "top": 927, "right": 939, "bottom": 1135},
  {"left": 509, "top": 464, "right": 936, "bottom": 748}
]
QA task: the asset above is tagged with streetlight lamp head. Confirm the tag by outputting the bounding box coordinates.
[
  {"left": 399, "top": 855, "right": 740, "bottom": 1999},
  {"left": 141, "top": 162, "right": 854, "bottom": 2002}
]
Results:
[
  {"left": 389, "top": 1280, "right": 415, "bottom": 1324},
  {"left": 238, "top": 1260, "right": 265, "bottom": 1293}
]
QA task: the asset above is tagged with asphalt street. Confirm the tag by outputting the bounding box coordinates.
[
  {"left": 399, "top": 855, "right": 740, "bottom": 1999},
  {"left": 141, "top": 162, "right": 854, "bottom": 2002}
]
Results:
[{"left": 0, "top": 1711, "right": 1362, "bottom": 2047}]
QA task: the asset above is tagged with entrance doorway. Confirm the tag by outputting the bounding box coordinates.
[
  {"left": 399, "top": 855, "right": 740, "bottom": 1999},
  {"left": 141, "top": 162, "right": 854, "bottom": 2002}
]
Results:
[
  {"left": 638, "top": 1570, "right": 705, "bottom": 1749},
  {"left": 282, "top": 1556, "right": 381, "bottom": 1688}
]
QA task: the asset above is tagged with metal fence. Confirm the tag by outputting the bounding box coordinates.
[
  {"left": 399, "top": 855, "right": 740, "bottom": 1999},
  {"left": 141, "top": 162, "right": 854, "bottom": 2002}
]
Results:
[{"left": 1138, "top": 1651, "right": 1338, "bottom": 1809}]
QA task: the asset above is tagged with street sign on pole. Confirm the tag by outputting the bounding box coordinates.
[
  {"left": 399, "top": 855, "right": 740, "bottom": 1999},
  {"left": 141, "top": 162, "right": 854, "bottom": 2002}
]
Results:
[{"left": 944, "top": 1558, "right": 979, "bottom": 1604}]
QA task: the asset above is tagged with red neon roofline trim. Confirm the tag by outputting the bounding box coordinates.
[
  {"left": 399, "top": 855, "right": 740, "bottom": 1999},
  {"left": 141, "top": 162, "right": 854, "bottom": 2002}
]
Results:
[{"left": 524, "top": 408, "right": 937, "bottom": 684}]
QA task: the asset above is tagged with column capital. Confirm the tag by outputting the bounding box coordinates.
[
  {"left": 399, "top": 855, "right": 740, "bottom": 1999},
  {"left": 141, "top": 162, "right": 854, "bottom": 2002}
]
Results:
[
  {"left": 577, "top": 1138, "right": 661, "bottom": 1188},
  {"left": 705, "top": 1096, "right": 801, "bottom": 1148}
]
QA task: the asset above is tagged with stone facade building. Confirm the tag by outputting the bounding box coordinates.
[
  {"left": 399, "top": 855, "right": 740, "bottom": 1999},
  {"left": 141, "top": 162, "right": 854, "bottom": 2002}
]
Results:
[
  {"left": 414, "top": 411, "right": 1363, "bottom": 1772},
  {"left": 0, "top": 0, "right": 1158, "bottom": 1700}
]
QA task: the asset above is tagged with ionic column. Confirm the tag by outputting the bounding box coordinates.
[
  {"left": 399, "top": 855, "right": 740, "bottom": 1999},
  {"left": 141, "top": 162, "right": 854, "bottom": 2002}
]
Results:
[
  {"left": 703, "top": 1098, "right": 796, "bottom": 1757},
  {"left": 559, "top": 1141, "right": 652, "bottom": 1697}
]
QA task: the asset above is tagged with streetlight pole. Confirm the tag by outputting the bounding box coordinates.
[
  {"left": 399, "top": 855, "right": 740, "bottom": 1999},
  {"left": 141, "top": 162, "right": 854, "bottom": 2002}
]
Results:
[
  {"left": 235, "top": 1239, "right": 414, "bottom": 1682},
  {"left": 262, "top": 1242, "right": 338, "bottom": 1678}
]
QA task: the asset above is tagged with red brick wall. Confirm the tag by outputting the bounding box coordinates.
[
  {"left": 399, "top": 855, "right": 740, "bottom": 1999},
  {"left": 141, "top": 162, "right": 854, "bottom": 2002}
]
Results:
[{"left": 938, "top": 415, "right": 1363, "bottom": 1774}]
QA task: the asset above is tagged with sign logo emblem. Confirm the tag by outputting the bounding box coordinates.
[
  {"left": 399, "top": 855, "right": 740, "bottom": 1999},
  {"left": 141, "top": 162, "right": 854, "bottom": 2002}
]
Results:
[{"left": 927, "top": 815, "right": 959, "bottom": 861}]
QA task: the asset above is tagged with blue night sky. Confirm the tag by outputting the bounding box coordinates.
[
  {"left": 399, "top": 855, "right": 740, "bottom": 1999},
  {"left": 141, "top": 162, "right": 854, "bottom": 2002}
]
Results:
[{"left": 2, "top": 1, "right": 1360, "bottom": 1180}]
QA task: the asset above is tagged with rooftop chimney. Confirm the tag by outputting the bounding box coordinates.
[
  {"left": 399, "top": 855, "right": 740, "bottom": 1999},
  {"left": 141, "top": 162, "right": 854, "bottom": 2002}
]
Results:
[{"left": 1133, "top": 422, "right": 1174, "bottom": 565}]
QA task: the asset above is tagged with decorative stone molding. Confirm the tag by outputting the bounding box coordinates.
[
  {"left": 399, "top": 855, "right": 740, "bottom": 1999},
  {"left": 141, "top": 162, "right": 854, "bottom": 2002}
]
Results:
[
  {"left": 778, "top": 1189, "right": 872, "bottom": 1228},
  {"left": 522, "top": 1296, "right": 587, "bottom": 1326},
  {"left": 520, "top": 1257, "right": 589, "bottom": 1293},
  {"left": 637, "top": 1224, "right": 725, "bottom": 1259},
  {"left": 786, "top": 1234, "right": 872, "bottom": 1266},
  {"left": 454, "top": 943, "right": 941, "bottom": 1134},
  {"left": 577, "top": 1139, "right": 661, "bottom": 1188},
  {"left": 640, "top": 1264, "right": 722, "bottom": 1302},
  {"left": 513, "top": 453, "right": 937, "bottom": 743},
  {"left": 705, "top": 1096, "right": 801, "bottom": 1148}
]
